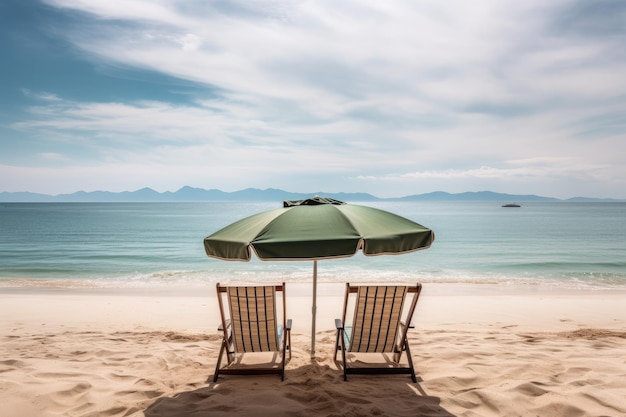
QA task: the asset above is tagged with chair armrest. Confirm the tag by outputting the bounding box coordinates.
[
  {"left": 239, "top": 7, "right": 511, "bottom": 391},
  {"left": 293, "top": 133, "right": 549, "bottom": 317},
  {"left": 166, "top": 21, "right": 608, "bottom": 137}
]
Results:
[
  {"left": 218, "top": 319, "right": 231, "bottom": 331},
  {"left": 335, "top": 319, "right": 344, "bottom": 330},
  {"left": 286, "top": 319, "right": 292, "bottom": 331}
]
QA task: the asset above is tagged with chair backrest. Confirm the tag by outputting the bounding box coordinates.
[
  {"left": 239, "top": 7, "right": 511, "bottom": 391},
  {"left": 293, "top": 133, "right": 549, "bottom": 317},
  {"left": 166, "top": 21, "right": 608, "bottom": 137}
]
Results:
[
  {"left": 217, "top": 284, "right": 285, "bottom": 353},
  {"left": 344, "top": 284, "right": 420, "bottom": 353}
]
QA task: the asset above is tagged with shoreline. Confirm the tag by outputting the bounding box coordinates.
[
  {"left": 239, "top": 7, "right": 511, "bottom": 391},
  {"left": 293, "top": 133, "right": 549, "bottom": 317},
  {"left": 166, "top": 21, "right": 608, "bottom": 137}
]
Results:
[
  {"left": 3, "top": 282, "right": 626, "bottom": 334},
  {"left": 3, "top": 279, "right": 626, "bottom": 294}
]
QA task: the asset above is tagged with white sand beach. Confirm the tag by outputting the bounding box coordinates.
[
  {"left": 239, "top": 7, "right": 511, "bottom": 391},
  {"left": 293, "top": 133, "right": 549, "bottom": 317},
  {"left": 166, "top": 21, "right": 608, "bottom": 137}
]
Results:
[{"left": 2, "top": 283, "right": 626, "bottom": 417}]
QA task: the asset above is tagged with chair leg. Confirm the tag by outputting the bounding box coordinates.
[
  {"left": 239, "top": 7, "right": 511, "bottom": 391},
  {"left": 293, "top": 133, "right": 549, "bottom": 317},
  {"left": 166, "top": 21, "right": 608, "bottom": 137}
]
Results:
[
  {"left": 281, "top": 351, "right": 285, "bottom": 381},
  {"left": 288, "top": 330, "right": 292, "bottom": 361},
  {"left": 340, "top": 332, "right": 348, "bottom": 381},
  {"left": 213, "top": 340, "right": 227, "bottom": 382},
  {"left": 404, "top": 337, "right": 417, "bottom": 383},
  {"left": 281, "top": 330, "right": 287, "bottom": 381},
  {"left": 334, "top": 329, "right": 341, "bottom": 361}
]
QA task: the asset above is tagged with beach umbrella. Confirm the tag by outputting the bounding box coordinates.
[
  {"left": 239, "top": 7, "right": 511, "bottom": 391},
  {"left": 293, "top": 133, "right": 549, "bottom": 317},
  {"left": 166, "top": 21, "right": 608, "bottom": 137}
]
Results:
[{"left": 203, "top": 196, "right": 434, "bottom": 357}]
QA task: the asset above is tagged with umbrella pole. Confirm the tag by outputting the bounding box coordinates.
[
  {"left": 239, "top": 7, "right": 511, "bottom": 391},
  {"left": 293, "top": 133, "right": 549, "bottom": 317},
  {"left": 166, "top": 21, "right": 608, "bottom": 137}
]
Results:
[{"left": 311, "top": 259, "right": 317, "bottom": 359}]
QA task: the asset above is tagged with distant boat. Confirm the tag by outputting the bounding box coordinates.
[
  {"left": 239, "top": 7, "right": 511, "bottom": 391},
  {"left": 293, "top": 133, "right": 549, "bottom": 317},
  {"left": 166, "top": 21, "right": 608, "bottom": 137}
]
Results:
[{"left": 502, "top": 203, "right": 521, "bottom": 208}]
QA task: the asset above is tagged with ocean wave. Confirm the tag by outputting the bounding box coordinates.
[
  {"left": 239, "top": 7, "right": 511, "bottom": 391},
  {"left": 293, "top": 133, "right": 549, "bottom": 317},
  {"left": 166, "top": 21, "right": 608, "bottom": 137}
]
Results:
[{"left": 2, "top": 267, "right": 625, "bottom": 291}]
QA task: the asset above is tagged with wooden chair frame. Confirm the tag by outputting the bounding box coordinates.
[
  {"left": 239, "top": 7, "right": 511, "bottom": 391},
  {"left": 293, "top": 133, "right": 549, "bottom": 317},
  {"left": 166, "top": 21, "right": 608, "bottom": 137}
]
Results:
[
  {"left": 334, "top": 282, "right": 422, "bottom": 382},
  {"left": 214, "top": 283, "right": 292, "bottom": 381}
]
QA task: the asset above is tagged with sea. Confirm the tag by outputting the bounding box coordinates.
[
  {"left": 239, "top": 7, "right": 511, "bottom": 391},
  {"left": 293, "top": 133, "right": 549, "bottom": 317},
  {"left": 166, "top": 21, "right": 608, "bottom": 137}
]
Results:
[{"left": 1, "top": 201, "right": 625, "bottom": 291}]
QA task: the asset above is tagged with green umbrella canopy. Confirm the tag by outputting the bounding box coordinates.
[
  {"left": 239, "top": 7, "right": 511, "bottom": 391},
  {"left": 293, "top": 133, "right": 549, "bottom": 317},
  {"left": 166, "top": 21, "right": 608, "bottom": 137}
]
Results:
[{"left": 203, "top": 196, "right": 434, "bottom": 261}]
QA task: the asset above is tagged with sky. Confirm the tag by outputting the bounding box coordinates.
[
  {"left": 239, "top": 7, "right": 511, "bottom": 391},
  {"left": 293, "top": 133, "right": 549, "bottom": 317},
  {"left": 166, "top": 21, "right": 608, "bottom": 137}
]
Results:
[{"left": 1, "top": 0, "right": 625, "bottom": 199}]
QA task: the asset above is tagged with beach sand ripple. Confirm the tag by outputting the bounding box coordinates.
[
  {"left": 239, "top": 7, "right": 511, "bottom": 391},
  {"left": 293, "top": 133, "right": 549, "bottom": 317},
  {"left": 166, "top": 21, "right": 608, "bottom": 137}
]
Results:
[{"left": 2, "top": 326, "right": 626, "bottom": 417}]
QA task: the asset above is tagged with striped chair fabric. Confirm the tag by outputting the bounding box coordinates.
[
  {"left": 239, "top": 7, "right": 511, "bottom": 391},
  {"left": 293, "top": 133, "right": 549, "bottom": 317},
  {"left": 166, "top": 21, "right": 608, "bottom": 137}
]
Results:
[
  {"left": 349, "top": 286, "right": 407, "bottom": 353},
  {"left": 335, "top": 282, "right": 422, "bottom": 382},
  {"left": 214, "top": 283, "right": 291, "bottom": 381},
  {"left": 227, "top": 285, "right": 279, "bottom": 353}
]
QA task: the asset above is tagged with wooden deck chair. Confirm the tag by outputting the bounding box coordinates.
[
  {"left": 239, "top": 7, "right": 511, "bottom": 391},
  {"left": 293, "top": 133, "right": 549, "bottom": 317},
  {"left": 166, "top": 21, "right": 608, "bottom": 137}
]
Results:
[
  {"left": 334, "top": 283, "right": 422, "bottom": 382},
  {"left": 214, "top": 283, "right": 292, "bottom": 381}
]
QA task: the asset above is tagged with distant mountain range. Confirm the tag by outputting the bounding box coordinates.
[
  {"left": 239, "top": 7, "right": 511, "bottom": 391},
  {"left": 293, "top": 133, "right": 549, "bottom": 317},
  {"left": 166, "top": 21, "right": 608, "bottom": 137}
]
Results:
[{"left": 0, "top": 186, "right": 623, "bottom": 203}]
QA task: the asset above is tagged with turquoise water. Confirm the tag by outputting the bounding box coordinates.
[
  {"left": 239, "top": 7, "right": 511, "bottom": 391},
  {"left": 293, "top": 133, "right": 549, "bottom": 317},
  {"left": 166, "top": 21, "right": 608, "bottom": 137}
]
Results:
[{"left": 1, "top": 202, "right": 624, "bottom": 289}]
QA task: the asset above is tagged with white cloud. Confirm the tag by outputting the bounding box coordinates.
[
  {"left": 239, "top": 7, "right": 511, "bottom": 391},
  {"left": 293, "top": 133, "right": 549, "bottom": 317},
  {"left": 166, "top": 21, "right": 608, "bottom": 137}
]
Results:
[
  {"left": 5, "top": 0, "right": 626, "bottom": 198},
  {"left": 21, "top": 89, "right": 62, "bottom": 101},
  {"left": 178, "top": 33, "right": 202, "bottom": 51},
  {"left": 38, "top": 152, "right": 69, "bottom": 161},
  {"left": 44, "top": 0, "right": 184, "bottom": 24},
  {"left": 357, "top": 159, "right": 614, "bottom": 183}
]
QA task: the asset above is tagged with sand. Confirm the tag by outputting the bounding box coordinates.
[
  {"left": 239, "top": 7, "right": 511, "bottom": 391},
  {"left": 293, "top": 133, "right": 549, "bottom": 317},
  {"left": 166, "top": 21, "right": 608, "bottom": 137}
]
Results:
[{"left": 1, "top": 283, "right": 626, "bottom": 417}]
